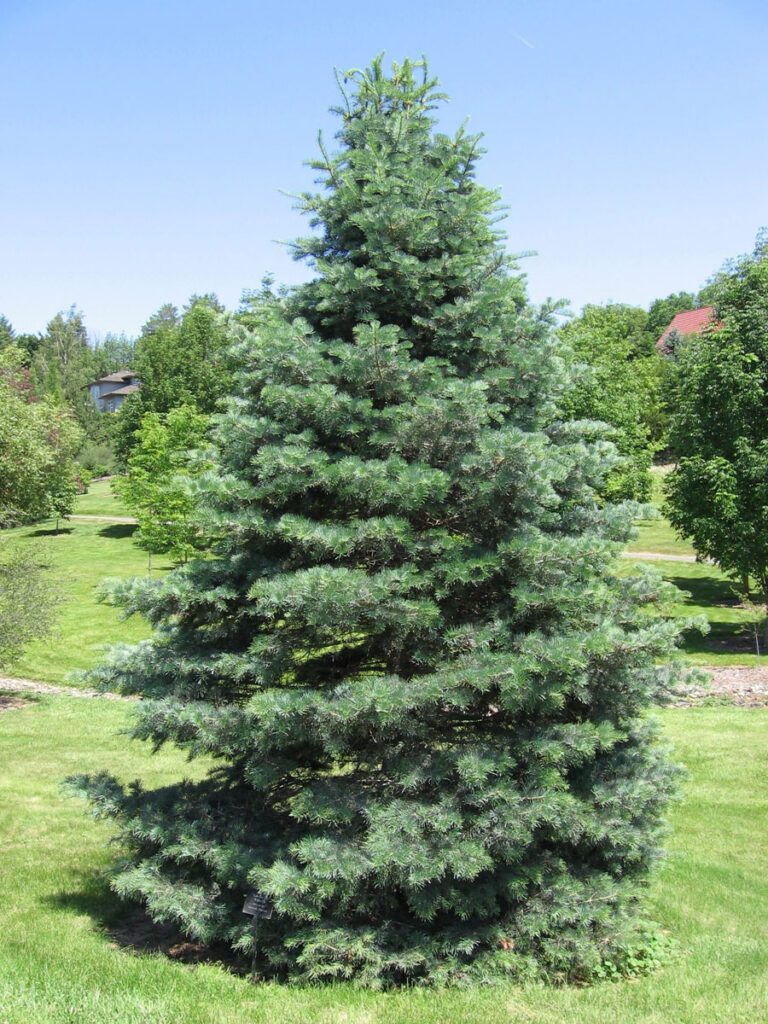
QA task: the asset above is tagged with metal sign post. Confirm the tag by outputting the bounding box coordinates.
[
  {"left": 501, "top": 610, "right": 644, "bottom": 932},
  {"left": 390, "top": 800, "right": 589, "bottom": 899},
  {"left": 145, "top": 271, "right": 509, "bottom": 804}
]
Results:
[{"left": 242, "top": 891, "right": 274, "bottom": 983}]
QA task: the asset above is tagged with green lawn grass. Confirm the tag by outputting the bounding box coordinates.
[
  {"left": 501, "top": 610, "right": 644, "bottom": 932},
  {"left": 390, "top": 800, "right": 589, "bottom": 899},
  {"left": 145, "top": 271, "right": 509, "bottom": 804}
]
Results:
[
  {"left": 623, "top": 465, "right": 766, "bottom": 665},
  {"left": 72, "top": 477, "right": 131, "bottom": 517},
  {"left": 626, "top": 516, "right": 696, "bottom": 557},
  {"left": 0, "top": 461, "right": 759, "bottom": 683},
  {"left": 626, "top": 465, "right": 697, "bottom": 557},
  {"left": 624, "top": 557, "right": 763, "bottom": 666},
  {"left": 2, "top": 469, "right": 759, "bottom": 682},
  {"left": 0, "top": 697, "right": 765, "bottom": 1023},
  {"left": 3, "top": 518, "right": 171, "bottom": 685},
  {"left": 648, "top": 463, "right": 670, "bottom": 506}
]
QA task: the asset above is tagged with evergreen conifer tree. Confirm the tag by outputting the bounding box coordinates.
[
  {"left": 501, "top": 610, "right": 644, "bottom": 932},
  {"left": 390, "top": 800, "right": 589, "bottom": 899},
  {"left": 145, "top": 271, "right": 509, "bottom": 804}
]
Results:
[{"left": 74, "top": 58, "right": 682, "bottom": 986}]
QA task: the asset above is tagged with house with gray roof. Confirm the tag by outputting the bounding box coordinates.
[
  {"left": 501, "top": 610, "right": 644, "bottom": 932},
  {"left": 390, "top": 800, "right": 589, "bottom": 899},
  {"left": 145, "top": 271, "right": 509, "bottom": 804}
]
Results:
[{"left": 86, "top": 370, "right": 140, "bottom": 412}]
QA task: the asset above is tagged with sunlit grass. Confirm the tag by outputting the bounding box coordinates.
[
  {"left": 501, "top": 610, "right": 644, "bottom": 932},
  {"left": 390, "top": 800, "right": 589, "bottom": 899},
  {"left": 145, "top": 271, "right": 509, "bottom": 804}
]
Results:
[
  {"left": 627, "top": 466, "right": 765, "bottom": 665},
  {"left": 627, "top": 516, "right": 696, "bottom": 557},
  {"left": 3, "top": 519, "right": 171, "bottom": 685},
  {"left": 0, "top": 699, "right": 765, "bottom": 1023},
  {"left": 73, "top": 477, "right": 130, "bottom": 517}
]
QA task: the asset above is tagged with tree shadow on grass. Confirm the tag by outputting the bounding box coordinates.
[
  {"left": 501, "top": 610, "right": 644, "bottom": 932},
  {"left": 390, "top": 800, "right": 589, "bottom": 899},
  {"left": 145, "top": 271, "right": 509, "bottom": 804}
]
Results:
[
  {"left": 98, "top": 523, "right": 137, "bottom": 539},
  {"left": 46, "top": 871, "right": 240, "bottom": 970},
  {"left": 665, "top": 573, "right": 763, "bottom": 657},
  {"left": 28, "top": 527, "right": 74, "bottom": 537},
  {"left": 665, "top": 573, "right": 741, "bottom": 608},
  {"left": 680, "top": 627, "right": 758, "bottom": 657}
]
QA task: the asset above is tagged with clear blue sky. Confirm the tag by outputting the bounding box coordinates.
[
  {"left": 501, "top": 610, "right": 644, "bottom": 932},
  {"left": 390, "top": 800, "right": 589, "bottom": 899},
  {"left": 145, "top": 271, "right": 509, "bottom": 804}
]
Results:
[{"left": 2, "top": 0, "right": 767, "bottom": 339}]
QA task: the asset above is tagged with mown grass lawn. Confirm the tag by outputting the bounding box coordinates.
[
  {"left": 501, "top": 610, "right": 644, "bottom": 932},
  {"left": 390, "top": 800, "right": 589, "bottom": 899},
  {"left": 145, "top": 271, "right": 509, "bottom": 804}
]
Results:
[
  {"left": 622, "top": 466, "right": 766, "bottom": 666},
  {"left": 1, "top": 467, "right": 766, "bottom": 1020},
  {"left": 624, "top": 557, "right": 764, "bottom": 667},
  {"left": 72, "top": 477, "right": 131, "bottom": 517},
  {"left": 0, "top": 697, "right": 765, "bottom": 1024},
  {"left": 626, "top": 516, "right": 696, "bottom": 558},
  {"left": 3, "top": 480, "right": 171, "bottom": 684}
]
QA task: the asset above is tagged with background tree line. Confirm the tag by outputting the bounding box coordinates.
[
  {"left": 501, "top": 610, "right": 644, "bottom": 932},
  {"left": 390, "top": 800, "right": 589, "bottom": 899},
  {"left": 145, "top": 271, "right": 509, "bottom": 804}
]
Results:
[
  {"left": 3, "top": 232, "right": 768, "bottom": 636},
  {"left": 0, "top": 281, "right": 707, "bottom": 506}
]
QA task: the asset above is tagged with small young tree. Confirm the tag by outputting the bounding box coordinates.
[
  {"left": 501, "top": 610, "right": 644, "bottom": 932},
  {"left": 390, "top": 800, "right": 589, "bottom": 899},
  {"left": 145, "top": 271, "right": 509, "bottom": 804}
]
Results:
[
  {"left": 113, "top": 404, "right": 210, "bottom": 573},
  {"left": 74, "top": 58, "right": 681, "bottom": 986}
]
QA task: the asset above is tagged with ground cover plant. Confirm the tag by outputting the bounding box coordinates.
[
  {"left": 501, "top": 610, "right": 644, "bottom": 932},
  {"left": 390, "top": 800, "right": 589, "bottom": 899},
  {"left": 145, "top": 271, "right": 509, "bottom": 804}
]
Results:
[
  {"left": 70, "top": 58, "right": 688, "bottom": 986},
  {"left": 2, "top": 697, "right": 766, "bottom": 1023}
]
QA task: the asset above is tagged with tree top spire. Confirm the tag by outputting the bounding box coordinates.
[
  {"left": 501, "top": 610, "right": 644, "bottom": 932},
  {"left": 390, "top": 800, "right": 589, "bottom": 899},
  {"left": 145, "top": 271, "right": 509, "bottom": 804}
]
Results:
[{"left": 332, "top": 55, "right": 447, "bottom": 124}]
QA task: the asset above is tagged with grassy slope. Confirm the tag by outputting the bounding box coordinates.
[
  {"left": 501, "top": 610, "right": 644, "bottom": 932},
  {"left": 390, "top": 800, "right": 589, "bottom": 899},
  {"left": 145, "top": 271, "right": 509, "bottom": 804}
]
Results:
[
  {"left": 627, "top": 466, "right": 693, "bottom": 556},
  {"left": 72, "top": 478, "right": 132, "bottom": 517},
  {"left": 626, "top": 516, "right": 696, "bottom": 557},
  {"left": 0, "top": 698, "right": 765, "bottom": 1024},
  {"left": 4, "top": 480, "right": 170, "bottom": 684}
]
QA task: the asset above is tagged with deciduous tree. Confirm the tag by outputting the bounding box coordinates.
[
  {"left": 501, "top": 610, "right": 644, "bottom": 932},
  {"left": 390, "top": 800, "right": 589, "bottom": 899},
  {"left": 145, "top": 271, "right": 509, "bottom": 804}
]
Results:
[
  {"left": 666, "top": 233, "right": 768, "bottom": 634},
  {"left": 559, "top": 304, "right": 660, "bottom": 500},
  {"left": 0, "top": 346, "right": 83, "bottom": 527},
  {"left": 113, "top": 296, "right": 231, "bottom": 465},
  {"left": 0, "top": 544, "right": 59, "bottom": 668}
]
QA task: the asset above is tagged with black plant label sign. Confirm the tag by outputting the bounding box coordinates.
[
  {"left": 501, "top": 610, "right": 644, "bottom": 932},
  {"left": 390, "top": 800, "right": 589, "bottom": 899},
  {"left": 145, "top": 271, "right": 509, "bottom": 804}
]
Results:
[{"left": 242, "top": 891, "right": 274, "bottom": 919}]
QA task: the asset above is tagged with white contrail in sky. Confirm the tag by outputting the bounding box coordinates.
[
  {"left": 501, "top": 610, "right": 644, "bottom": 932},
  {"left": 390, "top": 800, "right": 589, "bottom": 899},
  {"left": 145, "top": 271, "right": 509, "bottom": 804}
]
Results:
[{"left": 513, "top": 32, "right": 535, "bottom": 49}]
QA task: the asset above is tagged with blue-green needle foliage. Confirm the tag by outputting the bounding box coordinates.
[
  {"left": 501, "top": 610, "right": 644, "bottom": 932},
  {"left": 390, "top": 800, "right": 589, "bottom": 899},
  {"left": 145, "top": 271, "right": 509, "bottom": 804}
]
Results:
[{"left": 73, "top": 58, "right": 683, "bottom": 987}]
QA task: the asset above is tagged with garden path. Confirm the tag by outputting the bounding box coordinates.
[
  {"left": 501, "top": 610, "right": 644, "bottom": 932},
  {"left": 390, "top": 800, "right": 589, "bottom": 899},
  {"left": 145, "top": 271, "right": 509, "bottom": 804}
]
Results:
[{"left": 3, "top": 669, "right": 767, "bottom": 708}]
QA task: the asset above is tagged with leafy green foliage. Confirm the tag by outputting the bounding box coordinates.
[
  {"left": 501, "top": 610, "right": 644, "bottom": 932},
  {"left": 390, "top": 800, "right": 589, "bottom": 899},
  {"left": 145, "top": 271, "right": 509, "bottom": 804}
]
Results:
[
  {"left": 0, "top": 543, "right": 59, "bottom": 668},
  {"left": 76, "top": 443, "right": 117, "bottom": 479},
  {"left": 113, "top": 404, "right": 210, "bottom": 570},
  {"left": 645, "top": 292, "right": 697, "bottom": 343},
  {"left": 559, "top": 304, "right": 661, "bottom": 500},
  {"left": 0, "top": 346, "right": 83, "bottom": 527},
  {"left": 0, "top": 313, "right": 15, "bottom": 350},
  {"left": 665, "top": 234, "right": 768, "bottom": 627},
  {"left": 31, "top": 308, "right": 97, "bottom": 428},
  {"left": 77, "top": 57, "right": 683, "bottom": 987},
  {"left": 113, "top": 296, "right": 232, "bottom": 466}
]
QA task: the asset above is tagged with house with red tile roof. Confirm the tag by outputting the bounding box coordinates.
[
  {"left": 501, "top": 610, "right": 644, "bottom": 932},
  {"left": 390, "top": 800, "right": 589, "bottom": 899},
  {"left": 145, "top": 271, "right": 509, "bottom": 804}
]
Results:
[{"left": 656, "top": 306, "right": 719, "bottom": 351}]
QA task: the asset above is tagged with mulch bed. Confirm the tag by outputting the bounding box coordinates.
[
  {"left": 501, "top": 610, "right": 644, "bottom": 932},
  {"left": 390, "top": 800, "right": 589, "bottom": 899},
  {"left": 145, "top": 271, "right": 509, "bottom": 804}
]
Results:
[{"left": 673, "top": 666, "right": 768, "bottom": 707}]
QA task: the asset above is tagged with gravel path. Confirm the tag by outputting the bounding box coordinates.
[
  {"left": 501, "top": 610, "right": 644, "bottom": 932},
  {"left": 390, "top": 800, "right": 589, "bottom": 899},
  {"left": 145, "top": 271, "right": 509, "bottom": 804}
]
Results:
[
  {"left": 68, "top": 514, "right": 137, "bottom": 523},
  {"left": 621, "top": 551, "right": 700, "bottom": 563},
  {"left": 672, "top": 665, "right": 768, "bottom": 707},
  {"left": 0, "top": 674, "right": 129, "bottom": 705},
  {"left": 3, "top": 669, "right": 768, "bottom": 710}
]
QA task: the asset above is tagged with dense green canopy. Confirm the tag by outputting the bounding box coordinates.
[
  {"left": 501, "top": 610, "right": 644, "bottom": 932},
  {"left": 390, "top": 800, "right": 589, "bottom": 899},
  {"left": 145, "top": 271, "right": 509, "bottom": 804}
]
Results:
[{"left": 666, "top": 234, "right": 768, "bottom": 633}]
